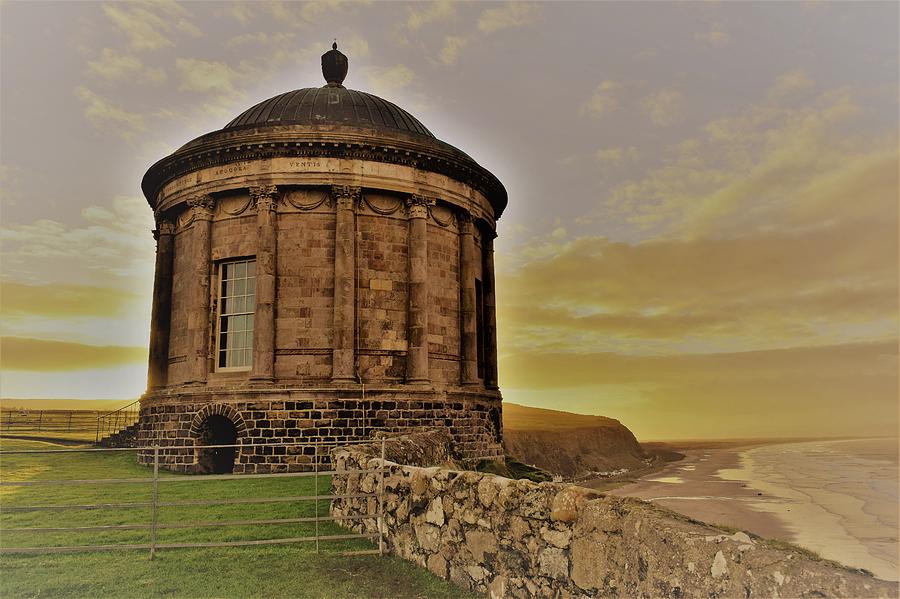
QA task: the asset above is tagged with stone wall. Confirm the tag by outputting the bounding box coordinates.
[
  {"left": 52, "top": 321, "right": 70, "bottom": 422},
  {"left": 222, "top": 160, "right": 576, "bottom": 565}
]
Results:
[
  {"left": 137, "top": 391, "right": 503, "bottom": 472},
  {"left": 331, "top": 432, "right": 898, "bottom": 599}
]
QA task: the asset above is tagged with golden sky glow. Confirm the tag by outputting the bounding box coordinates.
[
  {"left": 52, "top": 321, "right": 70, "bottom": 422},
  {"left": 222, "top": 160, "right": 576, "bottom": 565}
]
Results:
[{"left": 1, "top": 2, "right": 897, "bottom": 439}]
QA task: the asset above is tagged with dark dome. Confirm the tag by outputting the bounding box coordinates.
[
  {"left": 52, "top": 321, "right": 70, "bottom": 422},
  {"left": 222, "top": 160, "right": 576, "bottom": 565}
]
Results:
[{"left": 224, "top": 87, "right": 435, "bottom": 138}]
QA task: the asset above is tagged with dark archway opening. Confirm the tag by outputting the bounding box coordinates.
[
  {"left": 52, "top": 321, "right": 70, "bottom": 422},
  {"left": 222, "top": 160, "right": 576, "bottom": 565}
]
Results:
[{"left": 196, "top": 415, "right": 238, "bottom": 474}]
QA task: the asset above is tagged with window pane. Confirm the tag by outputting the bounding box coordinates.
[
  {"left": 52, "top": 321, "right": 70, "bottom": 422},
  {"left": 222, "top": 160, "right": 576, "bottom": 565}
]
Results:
[{"left": 217, "top": 259, "right": 256, "bottom": 370}]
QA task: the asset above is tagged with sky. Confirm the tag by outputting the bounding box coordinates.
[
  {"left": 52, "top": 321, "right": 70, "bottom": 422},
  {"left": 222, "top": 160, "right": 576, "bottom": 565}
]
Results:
[{"left": 1, "top": 1, "right": 897, "bottom": 440}]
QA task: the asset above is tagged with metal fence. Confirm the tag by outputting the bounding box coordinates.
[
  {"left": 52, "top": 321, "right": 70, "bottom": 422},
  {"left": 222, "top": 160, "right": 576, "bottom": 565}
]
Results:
[
  {"left": 94, "top": 400, "right": 140, "bottom": 443},
  {"left": 0, "top": 405, "right": 140, "bottom": 444},
  {"left": 1, "top": 409, "right": 103, "bottom": 434},
  {"left": 0, "top": 439, "right": 386, "bottom": 559}
]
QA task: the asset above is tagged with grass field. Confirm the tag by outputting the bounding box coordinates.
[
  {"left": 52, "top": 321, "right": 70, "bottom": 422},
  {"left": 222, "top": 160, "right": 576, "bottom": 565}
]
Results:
[{"left": 0, "top": 438, "right": 476, "bottom": 598}]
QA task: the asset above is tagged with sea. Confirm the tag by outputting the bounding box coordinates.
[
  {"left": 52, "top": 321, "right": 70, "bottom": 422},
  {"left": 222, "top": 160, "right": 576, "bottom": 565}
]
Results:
[{"left": 718, "top": 438, "right": 899, "bottom": 581}]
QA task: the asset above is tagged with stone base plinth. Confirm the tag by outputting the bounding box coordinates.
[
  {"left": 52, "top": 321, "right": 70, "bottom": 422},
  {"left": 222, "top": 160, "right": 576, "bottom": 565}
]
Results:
[{"left": 135, "top": 386, "right": 503, "bottom": 473}]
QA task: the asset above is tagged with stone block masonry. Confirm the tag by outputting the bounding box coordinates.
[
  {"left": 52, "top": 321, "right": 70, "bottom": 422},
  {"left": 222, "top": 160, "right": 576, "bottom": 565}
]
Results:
[
  {"left": 331, "top": 431, "right": 898, "bottom": 599},
  {"left": 136, "top": 391, "right": 503, "bottom": 472}
]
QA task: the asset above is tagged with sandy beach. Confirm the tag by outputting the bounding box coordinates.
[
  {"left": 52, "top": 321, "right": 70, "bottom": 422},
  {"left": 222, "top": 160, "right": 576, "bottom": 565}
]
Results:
[{"left": 596, "top": 438, "right": 899, "bottom": 582}]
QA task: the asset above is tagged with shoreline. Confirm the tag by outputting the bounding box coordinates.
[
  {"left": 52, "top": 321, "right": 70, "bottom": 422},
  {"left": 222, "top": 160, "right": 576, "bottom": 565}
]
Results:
[
  {"left": 594, "top": 440, "right": 794, "bottom": 542},
  {"left": 592, "top": 438, "right": 899, "bottom": 582}
]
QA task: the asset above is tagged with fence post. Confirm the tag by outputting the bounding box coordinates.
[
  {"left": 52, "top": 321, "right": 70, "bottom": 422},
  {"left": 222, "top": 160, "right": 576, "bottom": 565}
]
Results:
[
  {"left": 150, "top": 446, "right": 159, "bottom": 559},
  {"left": 37, "top": 410, "right": 43, "bottom": 432},
  {"left": 67, "top": 412, "right": 73, "bottom": 432},
  {"left": 95, "top": 413, "right": 100, "bottom": 444},
  {"left": 378, "top": 437, "right": 386, "bottom": 556},
  {"left": 6, "top": 411, "right": 11, "bottom": 431},
  {"left": 314, "top": 443, "right": 319, "bottom": 554}
]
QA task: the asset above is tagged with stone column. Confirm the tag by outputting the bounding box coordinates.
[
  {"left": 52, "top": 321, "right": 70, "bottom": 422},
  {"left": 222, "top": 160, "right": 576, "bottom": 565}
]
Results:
[
  {"left": 186, "top": 195, "right": 214, "bottom": 384},
  {"left": 458, "top": 211, "right": 479, "bottom": 385},
  {"left": 482, "top": 230, "right": 499, "bottom": 389},
  {"left": 331, "top": 185, "right": 360, "bottom": 383},
  {"left": 147, "top": 219, "right": 175, "bottom": 390},
  {"left": 250, "top": 185, "right": 278, "bottom": 382},
  {"left": 406, "top": 195, "right": 432, "bottom": 384}
]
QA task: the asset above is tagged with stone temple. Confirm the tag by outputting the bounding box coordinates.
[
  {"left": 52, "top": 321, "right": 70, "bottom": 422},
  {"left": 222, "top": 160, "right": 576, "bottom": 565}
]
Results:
[{"left": 137, "top": 44, "right": 507, "bottom": 473}]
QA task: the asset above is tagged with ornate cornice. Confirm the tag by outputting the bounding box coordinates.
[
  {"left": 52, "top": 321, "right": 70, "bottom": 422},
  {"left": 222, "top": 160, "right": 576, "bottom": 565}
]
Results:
[
  {"left": 331, "top": 185, "right": 361, "bottom": 211},
  {"left": 142, "top": 130, "right": 507, "bottom": 218},
  {"left": 187, "top": 194, "right": 215, "bottom": 220},
  {"left": 250, "top": 185, "right": 279, "bottom": 212}
]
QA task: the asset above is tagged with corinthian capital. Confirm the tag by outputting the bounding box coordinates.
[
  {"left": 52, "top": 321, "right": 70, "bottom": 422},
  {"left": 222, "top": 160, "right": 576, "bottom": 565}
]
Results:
[
  {"left": 406, "top": 194, "right": 434, "bottom": 219},
  {"left": 187, "top": 194, "right": 215, "bottom": 219},
  {"left": 250, "top": 185, "right": 279, "bottom": 212},
  {"left": 331, "top": 185, "right": 361, "bottom": 211},
  {"left": 457, "top": 210, "right": 473, "bottom": 234},
  {"left": 153, "top": 219, "right": 175, "bottom": 240}
]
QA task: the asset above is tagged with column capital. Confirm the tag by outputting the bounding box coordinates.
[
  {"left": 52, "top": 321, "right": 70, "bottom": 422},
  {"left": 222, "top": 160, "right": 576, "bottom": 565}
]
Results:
[
  {"left": 457, "top": 210, "right": 474, "bottom": 234},
  {"left": 331, "top": 185, "right": 361, "bottom": 211},
  {"left": 250, "top": 185, "right": 279, "bottom": 212},
  {"left": 406, "top": 194, "right": 434, "bottom": 219},
  {"left": 187, "top": 194, "right": 215, "bottom": 220},
  {"left": 152, "top": 219, "right": 175, "bottom": 240}
]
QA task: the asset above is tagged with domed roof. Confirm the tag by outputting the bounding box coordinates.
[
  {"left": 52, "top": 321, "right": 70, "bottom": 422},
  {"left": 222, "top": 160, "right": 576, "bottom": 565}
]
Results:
[
  {"left": 143, "top": 43, "right": 508, "bottom": 217},
  {"left": 223, "top": 87, "right": 435, "bottom": 139}
]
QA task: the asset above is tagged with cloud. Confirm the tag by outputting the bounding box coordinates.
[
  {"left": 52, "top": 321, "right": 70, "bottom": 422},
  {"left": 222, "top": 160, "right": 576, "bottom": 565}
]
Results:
[
  {"left": 226, "top": 31, "right": 296, "bottom": 49},
  {"left": 0, "top": 337, "right": 146, "bottom": 371},
  {"left": 498, "top": 222, "right": 898, "bottom": 355},
  {"left": 363, "top": 64, "right": 416, "bottom": 97},
  {"left": 584, "top": 80, "right": 623, "bottom": 118},
  {"left": 1, "top": 195, "right": 155, "bottom": 286},
  {"left": 87, "top": 48, "right": 166, "bottom": 84},
  {"left": 500, "top": 341, "right": 898, "bottom": 440},
  {"left": 404, "top": 1, "right": 455, "bottom": 31},
  {"left": 102, "top": 1, "right": 200, "bottom": 52},
  {"left": 74, "top": 86, "right": 146, "bottom": 139},
  {"left": 477, "top": 2, "right": 540, "bottom": 34},
  {"left": 770, "top": 69, "right": 815, "bottom": 98},
  {"left": 595, "top": 146, "right": 640, "bottom": 171},
  {"left": 1, "top": 282, "right": 142, "bottom": 318},
  {"left": 595, "top": 83, "right": 890, "bottom": 238},
  {"left": 439, "top": 36, "right": 468, "bottom": 66},
  {"left": 694, "top": 23, "right": 730, "bottom": 46},
  {"left": 640, "top": 87, "right": 685, "bottom": 126},
  {"left": 175, "top": 58, "right": 250, "bottom": 95}
]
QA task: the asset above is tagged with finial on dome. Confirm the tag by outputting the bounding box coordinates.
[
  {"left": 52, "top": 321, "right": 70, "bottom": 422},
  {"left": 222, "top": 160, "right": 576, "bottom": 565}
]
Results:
[{"left": 322, "top": 40, "right": 348, "bottom": 87}]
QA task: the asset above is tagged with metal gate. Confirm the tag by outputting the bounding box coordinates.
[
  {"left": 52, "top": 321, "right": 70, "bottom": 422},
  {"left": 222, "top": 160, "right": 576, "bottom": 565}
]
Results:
[{"left": 0, "top": 439, "right": 386, "bottom": 558}]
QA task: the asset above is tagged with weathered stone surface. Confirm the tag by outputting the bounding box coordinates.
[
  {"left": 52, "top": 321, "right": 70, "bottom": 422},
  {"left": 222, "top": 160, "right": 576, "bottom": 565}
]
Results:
[
  {"left": 539, "top": 547, "right": 569, "bottom": 579},
  {"left": 425, "top": 497, "right": 445, "bottom": 526},
  {"left": 551, "top": 487, "right": 588, "bottom": 523},
  {"left": 331, "top": 431, "right": 899, "bottom": 599},
  {"left": 426, "top": 552, "right": 447, "bottom": 578}
]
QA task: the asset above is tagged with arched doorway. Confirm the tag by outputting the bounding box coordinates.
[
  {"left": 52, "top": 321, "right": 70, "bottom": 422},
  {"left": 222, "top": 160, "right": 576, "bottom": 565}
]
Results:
[{"left": 195, "top": 415, "right": 238, "bottom": 474}]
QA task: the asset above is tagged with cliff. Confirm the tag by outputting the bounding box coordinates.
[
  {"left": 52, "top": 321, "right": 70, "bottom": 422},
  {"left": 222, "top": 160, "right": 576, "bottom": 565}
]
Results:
[{"left": 502, "top": 403, "right": 648, "bottom": 478}]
